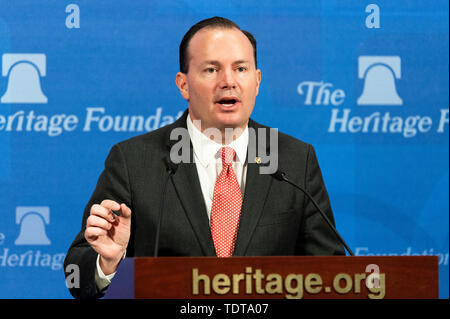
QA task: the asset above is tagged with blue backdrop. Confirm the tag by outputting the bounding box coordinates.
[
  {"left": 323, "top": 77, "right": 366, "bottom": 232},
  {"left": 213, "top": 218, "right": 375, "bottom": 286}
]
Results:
[{"left": 0, "top": 0, "right": 448, "bottom": 298}]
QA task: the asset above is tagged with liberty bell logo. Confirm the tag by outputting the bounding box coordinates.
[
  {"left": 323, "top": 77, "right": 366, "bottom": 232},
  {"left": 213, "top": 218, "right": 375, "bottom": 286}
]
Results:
[
  {"left": 1, "top": 53, "right": 48, "bottom": 104},
  {"left": 15, "top": 206, "right": 51, "bottom": 245},
  {"left": 357, "top": 56, "right": 403, "bottom": 105}
]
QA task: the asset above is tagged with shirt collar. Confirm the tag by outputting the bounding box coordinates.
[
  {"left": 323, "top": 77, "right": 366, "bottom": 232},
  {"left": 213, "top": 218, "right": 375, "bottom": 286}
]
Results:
[{"left": 186, "top": 113, "right": 248, "bottom": 167}]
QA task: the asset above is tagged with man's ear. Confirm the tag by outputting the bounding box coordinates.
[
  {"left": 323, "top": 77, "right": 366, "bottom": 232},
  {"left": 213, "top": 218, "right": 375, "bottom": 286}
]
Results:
[
  {"left": 255, "top": 69, "right": 261, "bottom": 96},
  {"left": 176, "top": 72, "right": 189, "bottom": 101}
]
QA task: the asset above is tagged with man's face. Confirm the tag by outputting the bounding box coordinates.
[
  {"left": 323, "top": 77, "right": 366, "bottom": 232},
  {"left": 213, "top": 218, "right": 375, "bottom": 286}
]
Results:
[{"left": 176, "top": 27, "right": 261, "bottom": 133}]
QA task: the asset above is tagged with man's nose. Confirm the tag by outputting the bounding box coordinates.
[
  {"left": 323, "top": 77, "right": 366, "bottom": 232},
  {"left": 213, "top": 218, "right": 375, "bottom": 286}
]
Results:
[{"left": 218, "top": 68, "right": 236, "bottom": 89}]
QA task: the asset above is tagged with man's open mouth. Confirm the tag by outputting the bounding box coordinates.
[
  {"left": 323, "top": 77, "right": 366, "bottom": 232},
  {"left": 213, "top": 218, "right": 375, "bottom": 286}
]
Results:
[{"left": 216, "top": 97, "right": 240, "bottom": 107}]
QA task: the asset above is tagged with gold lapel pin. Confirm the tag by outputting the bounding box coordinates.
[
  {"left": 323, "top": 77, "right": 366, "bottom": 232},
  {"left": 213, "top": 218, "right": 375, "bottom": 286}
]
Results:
[{"left": 255, "top": 157, "right": 261, "bottom": 164}]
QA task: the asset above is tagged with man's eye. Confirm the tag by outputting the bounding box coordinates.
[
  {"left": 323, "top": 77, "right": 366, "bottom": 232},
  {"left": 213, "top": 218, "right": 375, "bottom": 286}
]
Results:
[
  {"left": 237, "top": 66, "right": 247, "bottom": 72},
  {"left": 205, "top": 68, "right": 216, "bottom": 73}
]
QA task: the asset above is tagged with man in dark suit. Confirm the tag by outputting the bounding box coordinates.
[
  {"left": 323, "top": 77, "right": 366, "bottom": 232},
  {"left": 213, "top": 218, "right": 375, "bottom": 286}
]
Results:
[{"left": 64, "top": 17, "right": 345, "bottom": 299}]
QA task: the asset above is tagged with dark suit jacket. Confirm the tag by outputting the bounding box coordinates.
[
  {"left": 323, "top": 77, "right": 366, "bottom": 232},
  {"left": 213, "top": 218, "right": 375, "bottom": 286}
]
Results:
[{"left": 64, "top": 109, "right": 345, "bottom": 299}]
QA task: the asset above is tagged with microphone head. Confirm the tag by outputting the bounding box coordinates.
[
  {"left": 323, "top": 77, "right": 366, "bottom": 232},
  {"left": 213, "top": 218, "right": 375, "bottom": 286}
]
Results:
[
  {"left": 272, "top": 169, "right": 286, "bottom": 181},
  {"left": 164, "top": 156, "right": 179, "bottom": 174}
]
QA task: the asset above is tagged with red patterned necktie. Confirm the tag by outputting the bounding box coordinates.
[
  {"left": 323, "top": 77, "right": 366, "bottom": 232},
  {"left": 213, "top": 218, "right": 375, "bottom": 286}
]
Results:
[{"left": 210, "top": 147, "right": 243, "bottom": 257}]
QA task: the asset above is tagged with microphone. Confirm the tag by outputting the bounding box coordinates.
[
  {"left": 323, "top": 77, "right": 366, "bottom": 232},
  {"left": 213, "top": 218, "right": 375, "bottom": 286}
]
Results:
[
  {"left": 153, "top": 156, "right": 179, "bottom": 257},
  {"left": 272, "top": 169, "right": 354, "bottom": 256}
]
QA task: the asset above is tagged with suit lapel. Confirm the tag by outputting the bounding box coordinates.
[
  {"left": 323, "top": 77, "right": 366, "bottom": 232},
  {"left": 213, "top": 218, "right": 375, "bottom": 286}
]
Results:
[
  {"left": 233, "top": 120, "right": 274, "bottom": 256},
  {"left": 165, "top": 110, "right": 216, "bottom": 256},
  {"left": 233, "top": 162, "right": 273, "bottom": 256},
  {"left": 171, "top": 162, "right": 216, "bottom": 256}
]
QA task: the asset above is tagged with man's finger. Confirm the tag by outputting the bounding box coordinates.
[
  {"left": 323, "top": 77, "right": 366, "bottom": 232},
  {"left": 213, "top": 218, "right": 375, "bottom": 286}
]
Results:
[
  {"left": 90, "top": 204, "right": 115, "bottom": 222},
  {"left": 100, "top": 199, "right": 121, "bottom": 211},
  {"left": 84, "top": 226, "right": 108, "bottom": 241},
  {"left": 119, "top": 203, "right": 132, "bottom": 219},
  {"left": 86, "top": 215, "right": 112, "bottom": 231}
]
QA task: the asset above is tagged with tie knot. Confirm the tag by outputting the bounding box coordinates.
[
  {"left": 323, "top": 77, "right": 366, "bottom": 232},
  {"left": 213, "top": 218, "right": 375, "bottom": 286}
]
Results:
[{"left": 221, "top": 147, "right": 235, "bottom": 166}]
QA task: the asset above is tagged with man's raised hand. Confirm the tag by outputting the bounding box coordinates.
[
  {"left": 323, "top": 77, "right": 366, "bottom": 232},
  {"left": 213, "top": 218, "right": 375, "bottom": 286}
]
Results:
[{"left": 84, "top": 199, "right": 132, "bottom": 275}]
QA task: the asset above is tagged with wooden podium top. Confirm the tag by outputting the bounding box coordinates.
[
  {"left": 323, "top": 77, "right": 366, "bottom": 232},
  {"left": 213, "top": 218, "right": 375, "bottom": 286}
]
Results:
[{"left": 104, "top": 256, "right": 438, "bottom": 299}]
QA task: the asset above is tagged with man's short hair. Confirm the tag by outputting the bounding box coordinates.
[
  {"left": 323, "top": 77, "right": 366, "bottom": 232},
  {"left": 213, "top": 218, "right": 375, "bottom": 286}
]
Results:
[{"left": 179, "top": 16, "right": 257, "bottom": 74}]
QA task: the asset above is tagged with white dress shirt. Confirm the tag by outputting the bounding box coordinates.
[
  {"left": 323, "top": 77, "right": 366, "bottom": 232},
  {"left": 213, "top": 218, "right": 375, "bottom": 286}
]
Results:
[{"left": 95, "top": 114, "right": 249, "bottom": 291}]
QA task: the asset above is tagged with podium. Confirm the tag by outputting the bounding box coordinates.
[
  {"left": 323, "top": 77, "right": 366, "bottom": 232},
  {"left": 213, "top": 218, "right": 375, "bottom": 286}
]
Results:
[{"left": 104, "top": 256, "right": 438, "bottom": 299}]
